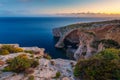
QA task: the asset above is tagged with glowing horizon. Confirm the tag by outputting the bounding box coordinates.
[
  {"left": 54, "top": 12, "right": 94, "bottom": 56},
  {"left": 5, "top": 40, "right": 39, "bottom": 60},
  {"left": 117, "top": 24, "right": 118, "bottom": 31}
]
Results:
[{"left": 0, "top": 0, "right": 120, "bottom": 16}]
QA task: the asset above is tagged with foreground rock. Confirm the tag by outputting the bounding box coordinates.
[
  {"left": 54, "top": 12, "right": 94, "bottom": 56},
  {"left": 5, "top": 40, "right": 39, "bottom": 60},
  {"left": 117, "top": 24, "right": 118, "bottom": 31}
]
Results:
[
  {"left": 0, "top": 58, "right": 76, "bottom": 80},
  {"left": 34, "top": 58, "right": 76, "bottom": 80},
  {"left": 0, "top": 44, "right": 76, "bottom": 80}
]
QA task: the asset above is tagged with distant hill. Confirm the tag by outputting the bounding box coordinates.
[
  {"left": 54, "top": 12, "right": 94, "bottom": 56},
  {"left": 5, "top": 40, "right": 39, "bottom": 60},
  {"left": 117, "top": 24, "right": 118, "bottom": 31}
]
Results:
[{"left": 56, "top": 13, "right": 120, "bottom": 18}]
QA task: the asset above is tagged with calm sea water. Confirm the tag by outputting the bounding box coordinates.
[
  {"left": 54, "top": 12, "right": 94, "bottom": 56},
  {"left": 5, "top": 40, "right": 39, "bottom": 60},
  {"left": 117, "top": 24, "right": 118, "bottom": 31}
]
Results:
[{"left": 0, "top": 17, "right": 112, "bottom": 59}]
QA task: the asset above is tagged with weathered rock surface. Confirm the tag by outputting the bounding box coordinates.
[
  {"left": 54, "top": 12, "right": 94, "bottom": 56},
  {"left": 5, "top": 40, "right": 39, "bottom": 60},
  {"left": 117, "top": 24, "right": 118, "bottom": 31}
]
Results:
[
  {"left": 0, "top": 44, "right": 76, "bottom": 80},
  {"left": 53, "top": 20, "right": 120, "bottom": 48},
  {"left": 74, "top": 30, "right": 96, "bottom": 60},
  {"left": 22, "top": 47, "right": 45, "bottom": 57},
  {"left": 33, "top": 58, "right": 76, "bottom": 80},
  {"left": 0, "top": 58, "right": 76, "bottom": 80},
  {"left": 53, "top": 20, "right": 120, "bottom": 60}
]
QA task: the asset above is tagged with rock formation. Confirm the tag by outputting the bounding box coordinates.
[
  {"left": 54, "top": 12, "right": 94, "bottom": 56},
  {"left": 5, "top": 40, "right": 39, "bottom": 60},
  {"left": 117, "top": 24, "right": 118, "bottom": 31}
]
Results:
[
  {"left": 53, "top": 20, "right": 120, "bottom": 60},
  {"left": 0, "top": 44, "right": 76, "bottom": 80},
  {"left": 0, "top": 57, "right": 76, "bottom": 80}
]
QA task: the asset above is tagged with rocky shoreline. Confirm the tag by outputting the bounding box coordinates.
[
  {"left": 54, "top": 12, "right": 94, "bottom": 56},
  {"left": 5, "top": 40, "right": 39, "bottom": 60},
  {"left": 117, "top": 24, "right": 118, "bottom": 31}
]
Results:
[{"left": 53, "top": 20, "right": 120, "bottom": 60}]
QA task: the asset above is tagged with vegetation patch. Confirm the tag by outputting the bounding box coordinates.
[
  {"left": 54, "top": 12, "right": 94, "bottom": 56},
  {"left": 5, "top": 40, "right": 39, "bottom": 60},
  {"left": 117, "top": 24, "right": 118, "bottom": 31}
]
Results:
[
  {"left": 0, "top": 49, "right": 9, "bottom": 55},
  {"left": 24, "top": 50, "right": 34, "bottom": 54},
  {"left": 3, "top": 54, "right": 39, "bottom": 73},
  {"left": 54, "top": 71, "right": 61, "bottom": 79},
  {"left": 74, "top": 48, "right": 120, "bottom": 80},
  {"left": 100, "top": 39, "right": 120, "bottom": 48},
  {"left": 92, "top": 39, "right": 120, "bottom": 49},
  {"left": 0, "top": 45, "right": 23, "bottom": 55},
  {"left": 85, "top": 31, "right": 96, "bottom": 37},
  {"left": 28, "top": 75, "right": 35, "bottom": 80}
]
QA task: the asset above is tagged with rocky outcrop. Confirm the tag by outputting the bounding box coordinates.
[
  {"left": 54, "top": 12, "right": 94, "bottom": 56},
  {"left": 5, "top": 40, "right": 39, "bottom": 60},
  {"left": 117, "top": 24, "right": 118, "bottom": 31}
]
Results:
[
  {"left": 53, "top": 28, "right": 62, "bottom": 37},
  {"left": 0, "top": 58, "right": 76, "bottom": 80},
  {"left": 53, "top": 20, "right": 120, "bottom": 60},
  {"left": 74, "top": 30, "right": 96, "bottom": 60},
  {"left": 0, "top": 44, "right": 76, "bottom": 80},
  {"left": 33, "top": 58, "right": 76, "bottom": 80},
  {"left": 53, "top": 20, "right": 120, "bottom": 48},
  {"left": 55, "top": 29, "right": 79, "bottom": 48},
  {"left": 22, "top": 47, "right": 45, "bottom": 57},
  {"left": 105, "top": 25, "right": 120, "bottom": 43}
]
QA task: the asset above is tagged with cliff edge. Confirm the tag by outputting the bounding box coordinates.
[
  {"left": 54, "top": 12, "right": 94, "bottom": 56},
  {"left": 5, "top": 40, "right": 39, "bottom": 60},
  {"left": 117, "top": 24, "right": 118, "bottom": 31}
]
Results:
[{"left": 53, "top": 20, "right": 120, "bottom": 60}]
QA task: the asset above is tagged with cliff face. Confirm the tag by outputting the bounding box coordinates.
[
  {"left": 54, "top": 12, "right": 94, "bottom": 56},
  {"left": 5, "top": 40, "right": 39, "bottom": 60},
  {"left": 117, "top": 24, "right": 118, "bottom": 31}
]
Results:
[
  {"left": 53, "top": 20, "right": 120, "bottom": 48},
  {"left": 53, "top": 20, "right": 120, "bottom": 38},
  {"left": 105, "top": 25, "right": 120, "bottom": 43},
  {"left": 74, "top": 25, "right": 120, "bottom": 60},
  {"left": 53, "top": 20, "right": 120, "bottom": 60},
  {"left": 74, "top": 30, "right": 96, "bottom": 60},
  {"left": 53, "top": 28, "right": 62, "bottom": 37}
]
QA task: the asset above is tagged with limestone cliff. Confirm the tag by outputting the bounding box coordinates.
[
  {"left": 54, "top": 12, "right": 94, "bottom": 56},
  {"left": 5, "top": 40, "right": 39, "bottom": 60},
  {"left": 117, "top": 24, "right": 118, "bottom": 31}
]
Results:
[{"left": 53, "top": 20, "right": 120, "bottom": 60}]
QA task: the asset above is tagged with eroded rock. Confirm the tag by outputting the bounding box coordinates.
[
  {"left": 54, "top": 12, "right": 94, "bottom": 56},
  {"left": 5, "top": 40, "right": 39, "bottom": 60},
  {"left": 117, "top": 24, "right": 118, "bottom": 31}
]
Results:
[{"left": 53, "top": 20, "right": 120, "bottom": 60}]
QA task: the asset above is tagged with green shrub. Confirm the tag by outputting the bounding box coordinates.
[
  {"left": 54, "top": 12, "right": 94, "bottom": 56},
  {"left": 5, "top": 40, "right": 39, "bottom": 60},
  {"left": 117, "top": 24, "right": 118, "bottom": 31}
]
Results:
[
  {"left": 0, "top": 49, "right": 9, "bottom": 55},
  {"left": 28, "top": 75, "right": 34, "bottom": 80},
  {"left": 86, "top": 31, "right": 96, "bottom": 36},
  {"left": 2, "top": 66, "right": 11, "bottom": 72},
  {"left": 3, "top": 54, "right": 39, "bottom": 73},
  {"left": 13, "top": 47, "right": 24, "bottom": 53},
  {"left": 100, "top": 39, "right": 120, "bottom": 48},
  {"left": 74, "top": 63, "right": 81, "bottom": 77},
  {"left": 54, "top": 72, "right": 61, "bottom": 78},
  {"left": 74, "top": 48, "right": 120, "bottom": 80},
  {"left": 24, "top": 50, "right": 34, "bottom": 54},
  {"left": 9, "top": 54, "right": 32, "bottom": 73},
  {"left": 91, "top": 39, "right": 120, "bottom": 49},
  {"left": 31, "top": 60, "right": 39, "bottom": 68},
  {"left": 96, "top": 48, "right": 120, "bottom": 60},
  {"left": 1, "top": 45, "right": 23, "bottom": 53}
]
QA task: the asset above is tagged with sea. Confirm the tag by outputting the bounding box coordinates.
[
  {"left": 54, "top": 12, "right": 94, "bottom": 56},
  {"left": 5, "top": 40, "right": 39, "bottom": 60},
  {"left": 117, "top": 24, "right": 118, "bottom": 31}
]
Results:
[{"left": 0, "top": 17, "right": 113, "bottom": 59}]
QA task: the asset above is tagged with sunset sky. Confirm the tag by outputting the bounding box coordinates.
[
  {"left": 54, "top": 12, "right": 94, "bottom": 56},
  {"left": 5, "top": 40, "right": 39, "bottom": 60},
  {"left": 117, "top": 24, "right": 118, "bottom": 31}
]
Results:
[{"left": 0, "top": 0, "right": 120, "bottom": 16}]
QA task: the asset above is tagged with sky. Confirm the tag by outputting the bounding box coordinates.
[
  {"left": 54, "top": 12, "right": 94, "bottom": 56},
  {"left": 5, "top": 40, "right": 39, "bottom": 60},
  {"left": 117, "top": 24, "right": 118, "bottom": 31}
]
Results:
[{"left": 0, "top": 0, "right": 120, "bottom": 16}]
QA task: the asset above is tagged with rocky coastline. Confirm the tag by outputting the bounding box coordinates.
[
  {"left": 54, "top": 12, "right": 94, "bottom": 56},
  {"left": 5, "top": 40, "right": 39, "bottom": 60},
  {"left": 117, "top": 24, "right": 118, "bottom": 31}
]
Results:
[
  {"left": 0, "top": 20, "right": 120, "bottom": 80},
  {"left": 53, "top": 20, "right": 120, "bottom": 60}
]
